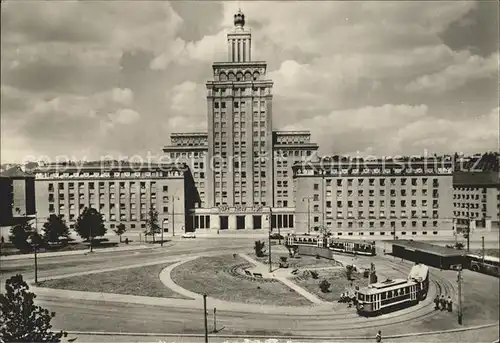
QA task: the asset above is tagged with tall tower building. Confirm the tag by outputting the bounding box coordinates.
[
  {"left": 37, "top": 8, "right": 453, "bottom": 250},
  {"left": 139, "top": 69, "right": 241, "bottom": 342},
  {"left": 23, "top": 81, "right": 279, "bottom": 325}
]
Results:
[
  {"left": 206, "top": 10, "right": 274, "bottom": 209},
  {"left": 163, "top": 10, "right": 317, "bottom": 233}
]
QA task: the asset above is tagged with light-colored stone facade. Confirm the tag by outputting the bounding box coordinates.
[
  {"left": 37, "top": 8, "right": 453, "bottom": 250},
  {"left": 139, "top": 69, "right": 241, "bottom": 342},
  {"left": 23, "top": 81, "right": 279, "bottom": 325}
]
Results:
[
  {"left": 292, "top": 159, "right": 455, "bottom": 238},
  {"left": 34, "top": 163, "right": 188, "bottom": 235}
]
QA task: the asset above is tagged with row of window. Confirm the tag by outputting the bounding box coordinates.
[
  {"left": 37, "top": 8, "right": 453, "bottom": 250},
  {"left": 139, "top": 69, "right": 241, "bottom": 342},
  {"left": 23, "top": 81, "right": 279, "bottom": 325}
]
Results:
[
  {"left": 330, "top": 231, "right": 440, "bottom": 236},
  {"left": 65, "top": 222, "right": 147, "bottom": 230},
  {"left": 453, "top": 194, "right": 484, "bottom": 200},
  {"left": 314, "top": 220, "right": 440, "bottom": 229},
  {"left": 320, "top": 178, "right": 439, "bottom": 188},
  {"left": 49, "top": 182, "right": 164, "bottom": 190},
  {"left": 311, "top": 190, "right": 440, "bottom": 202},
  {"left": 325, "top": 199, "right": 439, "bottom": 208}
]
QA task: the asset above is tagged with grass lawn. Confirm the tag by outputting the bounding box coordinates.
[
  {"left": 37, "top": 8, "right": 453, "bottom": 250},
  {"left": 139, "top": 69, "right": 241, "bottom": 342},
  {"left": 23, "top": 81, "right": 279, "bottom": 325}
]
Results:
[
  {"left": 0, "top": 240, "right": 119, "bottom": 256},
  {"left": 38, "top": 262, "right": 188, "bottom": 299},
  {"left": 171, "top": 254, "right": 312, "bottom": 306},
  {"left": 1, "top": 260, "right": 93, "bottom": 274},
  {"left": 250, "top": 247, "right": 341, "bottom": 269},
  {"left": 294, "top": 268, "right": 369, "bottom": 302}
]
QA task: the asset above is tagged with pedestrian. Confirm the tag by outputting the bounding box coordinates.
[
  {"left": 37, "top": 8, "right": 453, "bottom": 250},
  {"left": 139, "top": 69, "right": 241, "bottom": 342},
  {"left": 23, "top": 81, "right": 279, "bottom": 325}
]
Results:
[
  {"left": 375, "top": 330, "right": 382, "bottom": 343},
  {"left": 440, "top": 295, "right": 446, "bottom": 311},
  {"left": 447, "top": 296, "right": 453, "bottom": 312},
  {"left": 434, "top": 295, "right": 440, "bottom": 310},
  {"left": 125, "top": 237, "right": 129, "bottom": 245},
  {"left": 0, "top": 236, "right": 4, "bottom": 244}
]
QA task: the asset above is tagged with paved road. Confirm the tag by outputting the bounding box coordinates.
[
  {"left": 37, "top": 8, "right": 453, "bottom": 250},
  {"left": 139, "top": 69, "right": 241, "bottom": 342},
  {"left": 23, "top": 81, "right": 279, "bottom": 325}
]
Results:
[{"left": 2, "top": 237, "right": 499, "bottom": 340}]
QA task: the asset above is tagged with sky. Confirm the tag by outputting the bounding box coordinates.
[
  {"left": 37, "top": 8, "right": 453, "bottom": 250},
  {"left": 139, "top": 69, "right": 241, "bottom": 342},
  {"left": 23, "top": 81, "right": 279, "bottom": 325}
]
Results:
[{"left": 1, "top": 1, "right": 499, "bottom": 164}]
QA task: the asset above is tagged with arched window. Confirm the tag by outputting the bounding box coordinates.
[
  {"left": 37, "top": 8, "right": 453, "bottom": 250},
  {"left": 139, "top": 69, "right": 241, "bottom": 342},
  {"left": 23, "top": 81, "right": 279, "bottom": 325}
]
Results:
[
  {"left": 236, "top": 72, "right": 243, "bottom": 81},
  {"left": 253, "top": 71, "right": 260, "bottom": 80},
  {"left": 219, "top": 72, "right": 227, "bottom": 81},
  {"left": 228, "top": 72, "right": 236, "bottom": 81},
  {"left": 244, "top": 71, "right": 252, "bottom": 80}
]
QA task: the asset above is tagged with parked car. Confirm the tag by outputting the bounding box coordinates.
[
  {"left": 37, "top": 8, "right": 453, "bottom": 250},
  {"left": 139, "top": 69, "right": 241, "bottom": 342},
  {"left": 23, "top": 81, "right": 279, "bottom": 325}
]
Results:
[
  {"left": 270, "top": 233, "right": 284, "bottom": 240},
  {"left": 181, "top": 232, "right": 196, "bottom": 239}
]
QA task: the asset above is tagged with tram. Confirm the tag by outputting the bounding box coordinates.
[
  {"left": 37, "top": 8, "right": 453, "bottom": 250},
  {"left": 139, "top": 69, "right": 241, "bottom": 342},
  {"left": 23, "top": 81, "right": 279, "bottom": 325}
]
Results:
[
  {"left": 355, "top": 264, "right": 429, "bottom": 316},
  {"left": 287, "top": 234, "right": 376, "bottom": 256}
]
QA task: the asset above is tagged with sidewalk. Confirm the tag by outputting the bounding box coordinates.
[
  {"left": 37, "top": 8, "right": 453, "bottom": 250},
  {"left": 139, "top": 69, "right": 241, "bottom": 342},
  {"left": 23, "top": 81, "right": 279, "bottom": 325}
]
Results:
[
  {"left": 238, "top": 253, "right": 326, "bottom": 304},
  {"left": 1, "top": 244, "right": 152, "bottom": 261}
]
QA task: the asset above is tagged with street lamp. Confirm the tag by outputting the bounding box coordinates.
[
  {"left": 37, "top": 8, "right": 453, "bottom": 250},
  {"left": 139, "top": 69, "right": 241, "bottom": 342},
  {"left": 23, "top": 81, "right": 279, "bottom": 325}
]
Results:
[
  {"left": 266, "top": 214, "right": 272, "bottom": 273},
  {"left": 26, "top": 213, "right": 39, "bottom": 285}
]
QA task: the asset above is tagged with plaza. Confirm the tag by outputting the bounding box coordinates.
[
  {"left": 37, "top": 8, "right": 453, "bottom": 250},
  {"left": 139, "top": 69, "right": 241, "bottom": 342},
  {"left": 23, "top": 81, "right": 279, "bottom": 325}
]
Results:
[{"left": 1, "top": 235, "right": 499, "bottom": 342}]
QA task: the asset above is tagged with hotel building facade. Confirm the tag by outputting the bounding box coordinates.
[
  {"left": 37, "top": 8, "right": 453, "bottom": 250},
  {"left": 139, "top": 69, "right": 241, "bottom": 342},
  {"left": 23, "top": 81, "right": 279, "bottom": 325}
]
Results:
[
  {"left": 30, "top": 10, "right": 481, "bottom": 238},
  {"left": 34, "top": 162, "right": 191, "bottom": 235}
]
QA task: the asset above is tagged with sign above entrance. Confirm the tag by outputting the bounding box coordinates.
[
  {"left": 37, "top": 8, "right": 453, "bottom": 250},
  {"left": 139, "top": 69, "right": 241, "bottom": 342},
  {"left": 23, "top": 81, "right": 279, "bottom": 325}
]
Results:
[{"left": 216, "top": 205, "right": 265, "bottom": 213}]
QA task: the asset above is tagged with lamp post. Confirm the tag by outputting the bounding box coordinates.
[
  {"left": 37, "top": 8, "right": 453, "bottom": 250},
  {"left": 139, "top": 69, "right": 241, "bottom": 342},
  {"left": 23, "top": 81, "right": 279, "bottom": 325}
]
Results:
[
  {"left": 203, "top": 294, "right": 208, "bottom": 343},
  {"left": 89, "top": 221, "right": 93, "bottom": 253},
  {"left": 26, "top": 213, "right": 38, "bottom": 284},
  {"left": 457, "top": 265, "right": 463, "bottom": 325},
  {"left": 268, "top": 220, "right": 272, "bottom": 273}
]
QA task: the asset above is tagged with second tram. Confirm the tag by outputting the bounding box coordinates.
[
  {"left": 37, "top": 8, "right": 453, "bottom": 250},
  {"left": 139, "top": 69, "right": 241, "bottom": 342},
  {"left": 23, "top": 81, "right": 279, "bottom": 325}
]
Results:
[{"left": 288, "top": 234, "right": 376, "bottom": 256}]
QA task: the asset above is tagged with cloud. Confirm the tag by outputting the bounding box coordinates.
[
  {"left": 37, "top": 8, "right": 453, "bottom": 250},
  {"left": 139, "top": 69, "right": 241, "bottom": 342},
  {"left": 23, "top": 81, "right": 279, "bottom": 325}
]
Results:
[
  {"left": 112, "top": 88, "right": 133, "bottom": 106},
  {"left": 286, "top": 104, "right": 498, "bottom": 156},
  {"left": 404, "top": 52, "right": 499, "bottom": 93},
  {"left": 108, "top": 109, "right": 140, "bottom": 125},
  {"left": 0, "top": 1, "right": 497, "bottom": 161}
]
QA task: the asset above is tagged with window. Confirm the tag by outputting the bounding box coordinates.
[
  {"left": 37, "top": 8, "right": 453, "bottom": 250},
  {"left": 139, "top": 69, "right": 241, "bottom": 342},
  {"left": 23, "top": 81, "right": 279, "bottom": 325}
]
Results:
[{"left": 314, "top": 183, "right": 319, "bottom": 190}]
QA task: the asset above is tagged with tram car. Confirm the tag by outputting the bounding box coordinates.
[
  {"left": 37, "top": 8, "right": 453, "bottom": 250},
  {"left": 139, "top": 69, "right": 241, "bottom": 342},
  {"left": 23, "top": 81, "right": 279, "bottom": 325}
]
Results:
[
  {"left": 288, "top": 234, "right": 376, "bottom": 256},
  {"left": 355, "top": 264, "right": 429, "bottom": 316}
]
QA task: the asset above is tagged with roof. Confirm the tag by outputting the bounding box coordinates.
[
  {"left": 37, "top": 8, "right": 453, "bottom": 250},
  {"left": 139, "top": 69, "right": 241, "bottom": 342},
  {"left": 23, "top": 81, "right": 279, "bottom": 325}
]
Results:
[
  {"left": 392, "top": 240, "right": 465, "bottom": 258},
  {"left": 453, "top": 171, "right": 499, "bottom": 187},
  {"left": 409, "top": 264, "right": 429, "bottom": 282},
  {"left": 0, "top": 166, "right": 34, "bottom": 178},
  {"left": 467, "top": 254, "right": 500, "bottom": 263},
  {"left": 358, "top": 278, "right": 415, "bottom": 295}
]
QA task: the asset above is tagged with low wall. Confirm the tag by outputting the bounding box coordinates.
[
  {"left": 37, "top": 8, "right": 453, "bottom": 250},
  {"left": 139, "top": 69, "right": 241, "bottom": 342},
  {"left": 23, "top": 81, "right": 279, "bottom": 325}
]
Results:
[{"left": 297, "top": 245, "right": 335, "bottom": 259}]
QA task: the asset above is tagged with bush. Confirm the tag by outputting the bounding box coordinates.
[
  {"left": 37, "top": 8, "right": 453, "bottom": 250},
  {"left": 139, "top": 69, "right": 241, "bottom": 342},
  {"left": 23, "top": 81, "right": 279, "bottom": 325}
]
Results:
[
  {"left": 254, "top": 240, "right": 266, "bottom": 257},
  {"left": 345, "top": 265, "right": 354, "bottom": 280},
  {"left": 319, "top": 279, "right": 331, "bottom": 293},
  {"left": 310, "top": 271, "right": 319, "bottom": 279},
  {"left": 315, "top": 254, "right": 320, "bottom": 259}
]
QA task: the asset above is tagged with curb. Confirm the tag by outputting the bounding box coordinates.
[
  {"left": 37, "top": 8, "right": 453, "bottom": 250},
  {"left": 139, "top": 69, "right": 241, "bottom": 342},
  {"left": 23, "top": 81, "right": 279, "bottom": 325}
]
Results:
[{"left": 65, "top": 322, "right": 499, "bottom": 340}]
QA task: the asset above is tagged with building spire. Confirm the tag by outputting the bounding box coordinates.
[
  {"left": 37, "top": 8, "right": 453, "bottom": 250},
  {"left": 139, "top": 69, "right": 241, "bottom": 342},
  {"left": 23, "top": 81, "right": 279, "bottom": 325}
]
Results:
[
  {"left": 228, "top": 7, "right": 251, "bottom": 62},
  {"left": 233, "top": 7, "right": 245, "bottom": 30}
]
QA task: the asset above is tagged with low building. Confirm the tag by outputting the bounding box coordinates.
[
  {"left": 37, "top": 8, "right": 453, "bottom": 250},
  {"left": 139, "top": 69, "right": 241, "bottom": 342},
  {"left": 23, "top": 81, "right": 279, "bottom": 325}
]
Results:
[
  {"left": 33, "top": 161, "right": 193, "bottom": 235},
  {"left": 0, "top": 166, "right": 36, "bottom": 226},
  {"left": 292, "top": 157, "right": 454, "bottom": 238},
  {"left": 391, "top": 240, "right": 465, "bottom": 270}
]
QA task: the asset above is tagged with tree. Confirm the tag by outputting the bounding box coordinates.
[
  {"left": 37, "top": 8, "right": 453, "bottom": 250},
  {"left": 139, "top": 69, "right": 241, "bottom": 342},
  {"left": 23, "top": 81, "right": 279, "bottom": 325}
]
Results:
[
  {"left": 319, "top": 279, "right": 331, "bottom": 293},
  {"left": 9, "top": 222, "right": 32, "bottom": 252},
  {"left": 42, "top": 214, "right": 70, "bottom": 244},
  {"left": 74, "top": 207, "right": 106, "bottom": 241},
  {"left": 345, "top": 265, "right": 354, "bottom": 281},
  {"left": 319, "top": 224, "right": 331, "bottom": 237},
  {"left": 145, "top": 209, "right": 160, "bottom": 243},
  {"left": 0, "top": 274, "right": 68, "bottom": 342},
  {"left": 254, "top": 240, "right": 266, "bottom": 257},
  {"left": 114, "top": 223, "right": 127, "bottom": 243}
]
